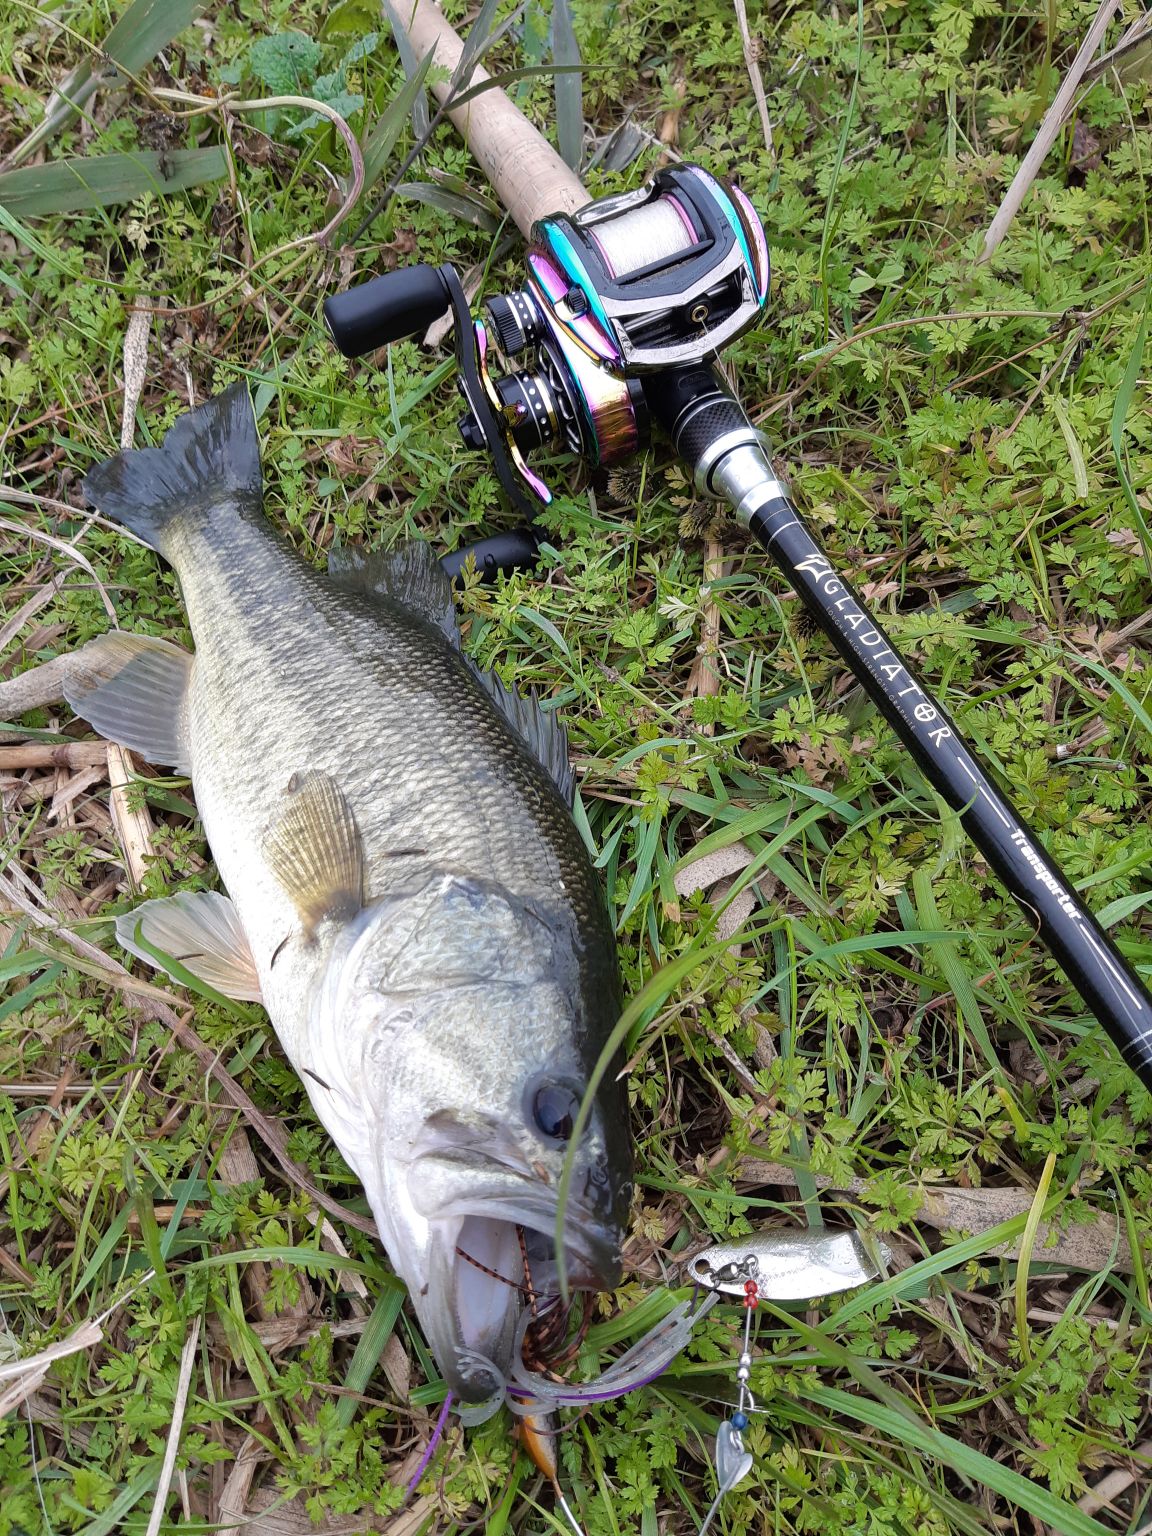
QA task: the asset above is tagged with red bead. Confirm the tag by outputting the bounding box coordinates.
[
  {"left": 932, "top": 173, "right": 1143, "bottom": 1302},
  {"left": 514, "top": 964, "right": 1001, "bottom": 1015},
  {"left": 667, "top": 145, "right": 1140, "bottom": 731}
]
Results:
[
  {"left": 743, "top": 1279, "right": 758, "bottom": 1295},
  {"left": 743, "top": 1295, "right": 758, "bottom": 1310}
]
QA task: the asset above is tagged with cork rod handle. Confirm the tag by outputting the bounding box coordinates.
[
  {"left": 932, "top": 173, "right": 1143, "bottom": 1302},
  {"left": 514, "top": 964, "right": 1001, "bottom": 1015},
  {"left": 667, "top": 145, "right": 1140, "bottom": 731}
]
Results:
[{"left": 398, "top": 0, "right": 589, "bottom": 235}]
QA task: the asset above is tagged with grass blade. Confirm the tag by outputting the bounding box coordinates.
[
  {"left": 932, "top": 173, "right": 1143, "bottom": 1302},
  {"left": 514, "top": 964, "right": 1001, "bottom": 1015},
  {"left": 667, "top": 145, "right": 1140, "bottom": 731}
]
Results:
[
  {"left": 799, "top": 1384, "right": 1117, "bottom": 1536},
  {"left": 5, "top": 0, "right": 207, "bottom": 168},
  {"left": 396, "top": 180, "right": 501, "bottom": 231},
  {"left": 381, "top": 0, "right": 432, "bottom": 135},
  {"left": 335, "top": 1290, "right": 406, "bottom": 1428},
  {"left": 551, "top": 0, "right": 584, "bottom": 169},
  {"left": 1015, "top": 1151, "right": 1058, "bottom": 1362},
  {"left": 912, "top": 865, "right": 1004, "bottom": 1078},
  {"left": 1110, "top": 297, "right": 1152, "bottom": 576},
  {"left": 452, "top": 0, "right": 506, "bottom": 92},
  {"left": 360, "top": 47, "right": 436, "bottom": 193},
  {"left": 0, "top": 146, "right": 228, "bottom": 219}
]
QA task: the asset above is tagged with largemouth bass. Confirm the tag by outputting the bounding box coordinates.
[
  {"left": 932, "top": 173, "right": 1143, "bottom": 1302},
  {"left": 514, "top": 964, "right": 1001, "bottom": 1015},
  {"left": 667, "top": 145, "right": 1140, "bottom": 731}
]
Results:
[{"left": 71, "top": 384, "right": 631, "bottom": 1408}]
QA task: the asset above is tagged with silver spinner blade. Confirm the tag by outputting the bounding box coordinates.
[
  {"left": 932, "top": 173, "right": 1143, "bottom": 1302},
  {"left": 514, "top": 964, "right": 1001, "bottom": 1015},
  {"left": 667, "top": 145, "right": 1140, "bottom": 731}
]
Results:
[{"left": 687, "top": 1228, "right": 890, "bottom": 1302}]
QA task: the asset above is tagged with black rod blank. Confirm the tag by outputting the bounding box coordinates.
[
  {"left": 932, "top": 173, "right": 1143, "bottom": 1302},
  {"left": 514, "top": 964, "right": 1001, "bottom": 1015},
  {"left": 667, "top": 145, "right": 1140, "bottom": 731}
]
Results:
[
  {"left": 645, "top": 365, "right": 1152, "bottom": 1088},
  {"left": 749, "top": 494, "right": 1152, "bottom": 1084}
]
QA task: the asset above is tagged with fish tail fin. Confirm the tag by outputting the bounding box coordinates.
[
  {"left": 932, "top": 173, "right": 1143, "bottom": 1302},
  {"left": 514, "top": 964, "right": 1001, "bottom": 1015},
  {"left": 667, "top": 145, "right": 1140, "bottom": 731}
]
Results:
[{"left": 83, "top": 382, "right": 261, "bottom": 554}]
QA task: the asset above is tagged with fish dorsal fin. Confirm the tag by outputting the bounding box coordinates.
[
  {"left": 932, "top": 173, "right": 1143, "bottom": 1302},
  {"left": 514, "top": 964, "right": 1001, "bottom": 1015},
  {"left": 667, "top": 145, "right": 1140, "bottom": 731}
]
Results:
[
  {"left": 469, "top": 665, "right": 575, "bottom": 805},
  {"left": 116, "top": 891, "right": 262, "bottom": 1001},
  {"left": 328, "top": 541, "right": 574, "bottom": 800},
  {"left": 63, "top": 631, "right": 193, "bottom": 770},
  {"left": 265, "top": 770, "right": 363, "bottom": 935},
  {"left": 328, "top": 542, "right": 459, "bottom": 646}
]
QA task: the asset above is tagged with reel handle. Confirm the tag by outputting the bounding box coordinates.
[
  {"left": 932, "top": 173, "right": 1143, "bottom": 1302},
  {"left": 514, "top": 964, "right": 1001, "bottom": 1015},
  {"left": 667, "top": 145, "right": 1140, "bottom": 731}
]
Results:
[{"left": 323, "top": 265, "right": 451, "bottom": 356}]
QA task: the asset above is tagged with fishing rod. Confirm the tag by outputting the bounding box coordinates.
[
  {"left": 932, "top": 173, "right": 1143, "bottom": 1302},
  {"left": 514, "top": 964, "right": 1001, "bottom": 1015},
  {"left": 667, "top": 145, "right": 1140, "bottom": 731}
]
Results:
[{"left": 323, "top": 5, "right": 1152, "bottom": 1093}]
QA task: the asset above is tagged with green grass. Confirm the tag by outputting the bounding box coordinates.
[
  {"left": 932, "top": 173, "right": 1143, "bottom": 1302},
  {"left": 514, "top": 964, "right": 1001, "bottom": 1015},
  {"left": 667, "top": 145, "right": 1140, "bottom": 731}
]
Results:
[{"left": 3, "top": 0, "right": 1152, "bottom": 1532}]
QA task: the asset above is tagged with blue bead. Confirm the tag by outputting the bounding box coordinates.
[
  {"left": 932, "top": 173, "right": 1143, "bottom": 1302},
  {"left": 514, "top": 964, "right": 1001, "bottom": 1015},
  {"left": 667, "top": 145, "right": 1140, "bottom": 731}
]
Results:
[{"left": 731, "top": 1411, "right": 748, "bottom": 1431}]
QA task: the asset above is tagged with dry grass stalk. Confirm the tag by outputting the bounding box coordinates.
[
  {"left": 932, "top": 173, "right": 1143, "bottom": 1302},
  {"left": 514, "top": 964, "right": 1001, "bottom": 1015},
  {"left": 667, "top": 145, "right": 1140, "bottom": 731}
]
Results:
[
  {"left": 143, "top": 1315, "right": 202, "bottom": 1536},
  {"left": 684, "top": 537, "right": 728, "bottom": 734},
  {"left": 0, "top": 1319, "right": 104, "bottom": 1417},
  {"left": 120, "top": 304, "right": 153, "bottom": 450},
  {"left": 731, "top": 0, "right": 774, "bottom": 160},
  {"left": 673, "top": 842, "right": 760, "bottom": 946},
  {"left": 107, "top": 743, "right": 157, "bottom": 889},
  {"left": 1076, "top": 1438, "right": 1152, "bottom": 1515},
  {"left": 0, "top": 515, "right": 118, "bottom": 623},
  {"left": 0, "top": 569, "right": 67, "bottom": 655},
  {"left": 215, "top": 1430, "right": 264, "bottom": 1536},
  {"left": 314, "top": 1214, "right": 370, "bottom": 1305},
  {"left": 47, "top": 761, "right": 108, "bottom": 820},
  {"left": 980, "top": 0, "right": 1123, "bottom": 260}
]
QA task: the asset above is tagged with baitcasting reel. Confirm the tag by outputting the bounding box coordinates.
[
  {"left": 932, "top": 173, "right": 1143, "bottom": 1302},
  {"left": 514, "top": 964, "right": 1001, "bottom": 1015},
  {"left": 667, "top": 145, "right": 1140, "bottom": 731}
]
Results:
[
  {"left": 324, "top": 158, "right": 1152, "bottom": 1090},
  {"left": 324, "top": 164, "right": 770, "bottom": 575}
]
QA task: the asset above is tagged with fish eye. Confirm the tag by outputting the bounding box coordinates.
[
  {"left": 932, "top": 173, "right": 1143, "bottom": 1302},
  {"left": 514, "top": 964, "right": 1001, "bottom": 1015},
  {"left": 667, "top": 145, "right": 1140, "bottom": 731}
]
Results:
[{"left": 530, "top": 1083, "right": 581, "bottom": 1142}]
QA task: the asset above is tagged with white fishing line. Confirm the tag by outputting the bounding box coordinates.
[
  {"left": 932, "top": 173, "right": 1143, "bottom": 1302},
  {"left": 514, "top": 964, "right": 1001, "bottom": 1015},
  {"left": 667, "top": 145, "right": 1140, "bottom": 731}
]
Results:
[{"left": 589, "top": 194, "right": 697, "bottom": 277}]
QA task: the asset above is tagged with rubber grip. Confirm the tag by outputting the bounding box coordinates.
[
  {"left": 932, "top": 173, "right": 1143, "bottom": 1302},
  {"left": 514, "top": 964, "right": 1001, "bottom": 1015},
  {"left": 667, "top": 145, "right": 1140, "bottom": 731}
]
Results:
[{"left": 324, "top": 265, "right": 450, "bottom": 356}]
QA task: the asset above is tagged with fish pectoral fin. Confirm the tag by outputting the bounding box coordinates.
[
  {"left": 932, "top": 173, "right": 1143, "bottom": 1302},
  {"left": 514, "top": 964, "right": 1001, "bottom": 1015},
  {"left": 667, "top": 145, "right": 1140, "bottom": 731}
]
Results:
[
  {"left": 327, "top": 542, "right": 460, "bottom": 646},
  {"left": 265, "top": 770, "right": 363, "bottom": 935},
  {"left": 63, "top": 632, "right": 192, "bottom": 770},
  {"left": 116, "top": 891, "right": 262, "bottom": 1001},
  {"left": 469, "top": 665, "right": 575, "bottom": 806}
]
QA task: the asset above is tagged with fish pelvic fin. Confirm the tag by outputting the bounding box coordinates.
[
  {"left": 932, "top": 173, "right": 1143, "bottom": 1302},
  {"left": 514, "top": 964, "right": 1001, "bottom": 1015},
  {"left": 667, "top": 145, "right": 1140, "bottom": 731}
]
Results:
[
  {"left": 63, "top": 631, "right": 192, "bottom": 769},
  {"left": 83, "top": 382, "right": 261, "bottom": 555},
  {"left": 265, "top": 770, "right": 364, "bottom": 937},
  {"left": 117, "top": 891, "right": 262, "bottom": 1002}
]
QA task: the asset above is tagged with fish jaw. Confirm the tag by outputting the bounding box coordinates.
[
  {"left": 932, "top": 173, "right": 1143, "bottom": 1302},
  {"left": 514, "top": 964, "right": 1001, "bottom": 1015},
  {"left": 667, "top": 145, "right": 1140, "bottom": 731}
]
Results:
[{"left": 410, "top": 1159, "right": 624, "bottom": 1404}]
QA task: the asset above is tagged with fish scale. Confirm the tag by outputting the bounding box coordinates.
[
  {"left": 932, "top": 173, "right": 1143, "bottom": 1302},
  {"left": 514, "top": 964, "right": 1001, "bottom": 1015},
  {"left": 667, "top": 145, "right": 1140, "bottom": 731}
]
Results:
[{"left": 71, "top": 383, "right": 631, "bottom": 1406}]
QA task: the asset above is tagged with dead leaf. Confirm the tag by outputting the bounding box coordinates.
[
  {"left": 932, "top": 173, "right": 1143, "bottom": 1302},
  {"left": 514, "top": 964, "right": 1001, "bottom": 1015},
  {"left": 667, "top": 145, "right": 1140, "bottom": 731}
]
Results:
[
  {"left": 673, "top": 841, "right": 761, "bottom": 946},
  {"left": 738, "top": 1159, "right": 1137, "bottom": 1272}
]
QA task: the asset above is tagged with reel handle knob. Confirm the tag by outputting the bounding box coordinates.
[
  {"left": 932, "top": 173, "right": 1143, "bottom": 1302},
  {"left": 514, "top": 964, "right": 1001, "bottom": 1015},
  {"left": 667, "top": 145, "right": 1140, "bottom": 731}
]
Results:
[{"left": 323, "top": 265, "right": 451, "bottom": 356}]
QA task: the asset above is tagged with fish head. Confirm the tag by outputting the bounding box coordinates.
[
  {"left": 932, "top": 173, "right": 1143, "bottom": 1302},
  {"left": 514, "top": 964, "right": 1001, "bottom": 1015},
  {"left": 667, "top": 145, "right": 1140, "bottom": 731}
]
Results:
[{"left": 312, "top": 871, "right": 632, "bottom": 1407}]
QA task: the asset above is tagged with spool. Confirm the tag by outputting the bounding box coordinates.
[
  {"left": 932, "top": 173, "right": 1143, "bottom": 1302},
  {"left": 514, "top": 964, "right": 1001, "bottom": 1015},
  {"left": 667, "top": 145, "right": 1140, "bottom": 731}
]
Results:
[{"left": 589, "top": 194, "right": 698, "bottom": 278}]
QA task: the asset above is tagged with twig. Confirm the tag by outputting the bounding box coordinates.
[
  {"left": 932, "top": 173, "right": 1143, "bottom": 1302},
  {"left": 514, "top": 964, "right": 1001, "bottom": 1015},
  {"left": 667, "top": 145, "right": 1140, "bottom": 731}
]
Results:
[
  {"left": 980, "top": 0, "right": 1123, "bottom": 261},
  {"left": 150, "top": 89, "right": 364, "bottom": 251},
  {"left": 119, "top": 305, "right": 153, "bottom": 451},
  {"left": 732, "top": 0, "right": 773, "bottom": 161},
  {"left": 1, "top": 743, "right": 107, "bottom": 772},
  {"left": 0, "top": 656, "right": 106, "bottom": 723},
  {"left": 106, "top": 744, "right": 156, "bottom": 891}
]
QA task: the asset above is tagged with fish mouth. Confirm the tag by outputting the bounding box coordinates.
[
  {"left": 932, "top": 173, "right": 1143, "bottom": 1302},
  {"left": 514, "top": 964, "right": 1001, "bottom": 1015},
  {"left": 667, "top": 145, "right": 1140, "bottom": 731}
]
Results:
[{"left": 411, "top": 1149, "right": 622, "bottom": 1405}]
